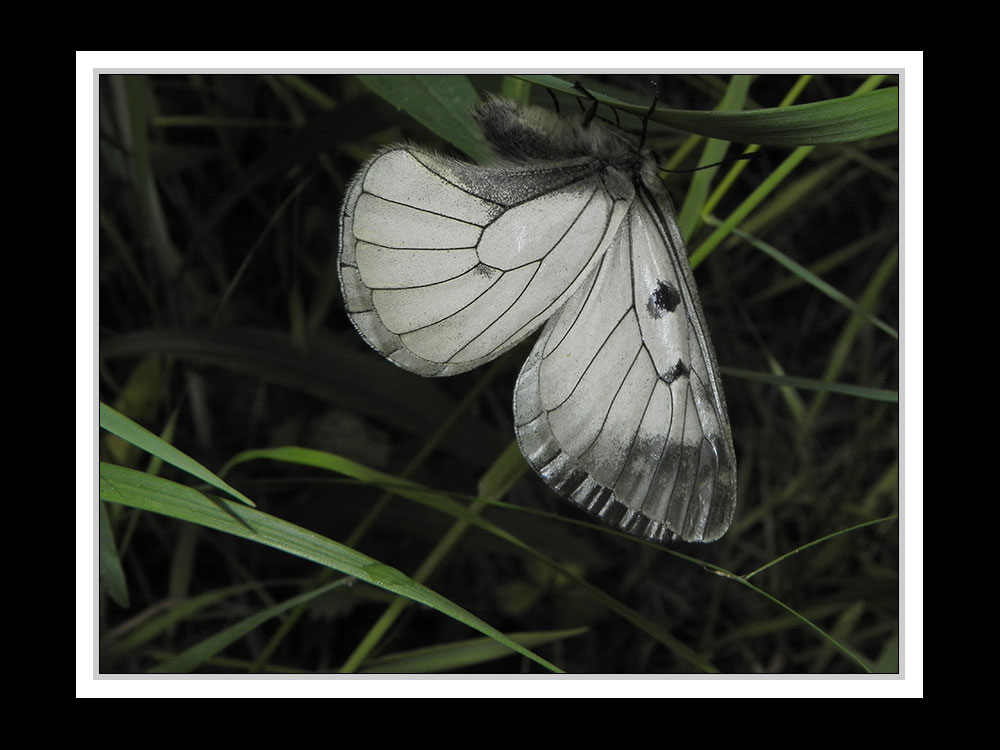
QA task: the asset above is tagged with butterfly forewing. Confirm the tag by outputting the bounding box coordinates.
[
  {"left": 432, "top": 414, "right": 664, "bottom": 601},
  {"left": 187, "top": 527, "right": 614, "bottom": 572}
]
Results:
[{"left": 513, "top": 185, "right": 736, "bottom": 543}]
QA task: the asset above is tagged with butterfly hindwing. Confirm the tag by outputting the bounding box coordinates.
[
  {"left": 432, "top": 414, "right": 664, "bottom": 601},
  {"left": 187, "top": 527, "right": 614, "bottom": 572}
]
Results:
[{"left": 339, "top": 146, "right": 630, "bottom": 376}]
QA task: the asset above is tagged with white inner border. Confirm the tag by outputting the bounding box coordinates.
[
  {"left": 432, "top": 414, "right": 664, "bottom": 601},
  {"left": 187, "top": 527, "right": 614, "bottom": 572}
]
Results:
[{"left": 77, "top": 50, "right": 923, "bottom": 698}]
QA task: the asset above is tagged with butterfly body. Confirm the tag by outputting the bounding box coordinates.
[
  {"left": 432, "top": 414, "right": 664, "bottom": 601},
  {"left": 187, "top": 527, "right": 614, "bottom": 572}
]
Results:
[{"left": 339, "top": 95, "right": 736, "bottom": 543}]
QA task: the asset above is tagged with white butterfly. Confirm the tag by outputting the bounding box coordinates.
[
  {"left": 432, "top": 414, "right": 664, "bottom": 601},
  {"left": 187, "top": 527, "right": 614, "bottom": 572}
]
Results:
[{"left": 339, "top": 94, "right": 736, "bottom": 543}]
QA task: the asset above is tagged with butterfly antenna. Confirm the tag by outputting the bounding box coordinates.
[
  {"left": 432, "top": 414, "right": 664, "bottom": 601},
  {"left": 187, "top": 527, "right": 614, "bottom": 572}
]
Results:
[
  {"left": 662, "top": 152, "right": 759, "bottom": 174},
  {"left": 546, "top": 87, "right": 561, "bottom": 116},
  {"left": 573, "top": 81, "right": 600, "bottom": 127},
  {"left": 640, "top": 95, "right": 658, "bottom": 149}
]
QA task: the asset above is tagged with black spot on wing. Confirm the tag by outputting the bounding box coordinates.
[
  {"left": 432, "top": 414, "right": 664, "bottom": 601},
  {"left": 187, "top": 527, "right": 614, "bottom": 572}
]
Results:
[
  {"left": 660, "top": 358, "right": 689, "bottom": 385},
  {"left": 647, "top": 279, "right": 681, "bottom": 318}
]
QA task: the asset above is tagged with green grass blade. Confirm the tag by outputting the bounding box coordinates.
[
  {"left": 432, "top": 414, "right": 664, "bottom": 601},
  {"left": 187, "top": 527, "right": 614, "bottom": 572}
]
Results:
[
  {"left": 715, "top": 221, "right": 898, "bottom": 340},
  {"left": 100, "top": 328, "right": 507, "bottom": 470},
  {"left": 99, "top": 402, "right": 254, "bottom": 507},
  {"left": 516, "top": 75, "right": 898, "bottom": 145},
  {"left": 808, "top": 246, "right": 900, "bottom": 423},
  {"left": 228, "top": 445, "right": 719, "bottom": 672},
  {"left": 148, "top": 578, "right": 351, "bottom": 673},
  {"left": 98, "top": 500, "right": 129, "bottom": 608},
  {"left": 102, "top": 581, "right": 289, "bottom": 659},
  {"left": 743, "top": 515, "right": 899, "bottom": 579},
  {"left": 652, "top": 87, "right": 898, "bottom": 145},
  {"left": 690, "top": 144, "right": 815, "bottom": 268},
  {"left": 677, "top": 75, "right": 751, "bottom": 239},
  {"left": 189, "top": 93, "right": 400, "bottom": 246},
  {"left": 99, "top": 462, "right": 562, "bottom": 673},
  {"left": 477, "top": 439, "right": 530, "bottom": 499},
  {"left": 873, "top": 635, "right": 899, "bottom": 674},
  {"left": 338, "top": 440, "right": 527, "bottom": 673},
  {"left": 706, "top": 565, "right": 874, "bottom": 674},
  {"left": 356, "top": 74, "right": 488, "bottom": 161},
  {"left": 359, "top": 628, "right": 588, "bottom": 674},
  {"left": 723, "top": 368, "right": 898, "bottom": 403}
]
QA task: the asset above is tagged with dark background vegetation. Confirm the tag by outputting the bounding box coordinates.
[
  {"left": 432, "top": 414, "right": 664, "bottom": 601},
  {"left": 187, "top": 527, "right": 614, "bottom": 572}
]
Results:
[{"left": 98, "top": 73, "right": 899, "bottom": 674}]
